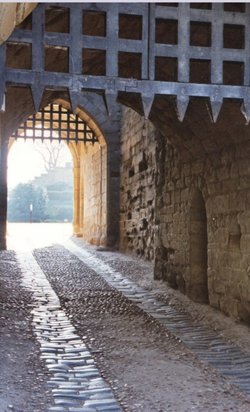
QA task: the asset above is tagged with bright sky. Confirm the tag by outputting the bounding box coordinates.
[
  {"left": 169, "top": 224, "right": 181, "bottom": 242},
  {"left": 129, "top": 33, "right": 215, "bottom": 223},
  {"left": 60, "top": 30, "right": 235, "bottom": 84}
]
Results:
[{"left": 8, "top": 139, "right": 72, "bottom": 189}]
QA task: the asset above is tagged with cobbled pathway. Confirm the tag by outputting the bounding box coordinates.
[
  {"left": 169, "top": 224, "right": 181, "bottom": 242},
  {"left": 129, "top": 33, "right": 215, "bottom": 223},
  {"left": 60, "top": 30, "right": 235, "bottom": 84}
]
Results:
[
  {"left": 61, "top": 239, "right": 250, "bottom": 398},
  {"left": 14, "top": 236, "right": 250, "bottom": 411},
  {"left": 17, "top": 250, "right": 122, "bottom": 412}
]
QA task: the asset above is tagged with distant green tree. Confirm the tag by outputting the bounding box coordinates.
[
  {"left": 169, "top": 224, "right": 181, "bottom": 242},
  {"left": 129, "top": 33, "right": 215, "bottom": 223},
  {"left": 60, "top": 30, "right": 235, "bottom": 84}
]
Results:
[{"left": 8, "top": 183, "right": 48, "bottom": 222}]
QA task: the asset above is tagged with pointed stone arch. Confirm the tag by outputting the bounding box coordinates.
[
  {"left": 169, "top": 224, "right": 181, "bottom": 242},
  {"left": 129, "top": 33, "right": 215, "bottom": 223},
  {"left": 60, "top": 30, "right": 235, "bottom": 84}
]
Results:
[
  {"left": 55, "top": 95, "right": 121, "bottom": 247},
  {"left": 188, "top": 188, "right": 209, "bottom": 303},
  {"left": 3, "top": 91, "right": 121, "bottom": 249},
  {"left": 50, "top": 98, "right": 106, "bottom": 242}
]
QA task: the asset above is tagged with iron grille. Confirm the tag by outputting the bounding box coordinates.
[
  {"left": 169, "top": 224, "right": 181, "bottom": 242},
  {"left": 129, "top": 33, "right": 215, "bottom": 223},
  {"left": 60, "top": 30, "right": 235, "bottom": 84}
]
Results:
[
  {"left": 11, "top": 103, "right": 99, "bottom": 144},
  {"left": 2, "top": 3, "right": 250, "bottom": 122}
]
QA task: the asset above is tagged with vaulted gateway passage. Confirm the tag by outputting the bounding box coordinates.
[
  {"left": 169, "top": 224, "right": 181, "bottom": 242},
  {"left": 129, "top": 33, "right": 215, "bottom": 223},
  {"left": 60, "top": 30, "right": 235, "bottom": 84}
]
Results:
[
  {"left": 188, "top": 189, "right": 208, "bottom": 304},
  {"left": 2, "top": 2, "right": 250, "bottom": 253},
  {"left": 7, "top": 102, "right": 109, "bottom": 246},
  {"left": 1, "top": 2, "right": 250, "bottom": 323}
]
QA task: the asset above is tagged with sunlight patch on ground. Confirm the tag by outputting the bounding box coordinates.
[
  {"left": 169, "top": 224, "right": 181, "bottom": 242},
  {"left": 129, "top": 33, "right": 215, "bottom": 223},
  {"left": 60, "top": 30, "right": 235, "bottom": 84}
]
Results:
[{"left": 7, "top": 223, "right": 73, "bottom": 251}]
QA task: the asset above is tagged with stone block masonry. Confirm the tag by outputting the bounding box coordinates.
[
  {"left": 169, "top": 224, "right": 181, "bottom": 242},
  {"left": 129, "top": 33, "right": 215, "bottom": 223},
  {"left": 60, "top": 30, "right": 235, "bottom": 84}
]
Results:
[
  {"left": 120, "top": 107, "right": 158, "bottom": 261},
  {"left": 81, "top": 142, "right": 107, "bottom": 246},
  {"left": 155, "top": 140, "right": 250, "bottom": 323},
  {"left": 120, "top": 106, "right": 250, "bottom": 324}
]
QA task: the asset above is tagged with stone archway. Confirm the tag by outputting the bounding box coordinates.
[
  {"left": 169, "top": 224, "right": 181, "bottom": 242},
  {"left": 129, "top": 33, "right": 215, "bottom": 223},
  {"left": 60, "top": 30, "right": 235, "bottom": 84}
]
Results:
[
  {"left": 188, "top": 189, "right": 209, "bottom": 303},
  {"left": 55, "top": 96, "right": 120, "bottom": 247},
  {"left": 0, "top": 90, "right": 121, "bottom": 250},
  {"left": 7, "top": 100, "right": 110, "bottom": 247}
]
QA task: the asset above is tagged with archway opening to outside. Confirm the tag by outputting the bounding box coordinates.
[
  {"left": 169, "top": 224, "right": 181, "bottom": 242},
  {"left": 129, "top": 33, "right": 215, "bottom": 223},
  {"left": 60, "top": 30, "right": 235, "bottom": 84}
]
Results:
[{"left": 6, "top": 102, "right": 108, "bottom": 248}]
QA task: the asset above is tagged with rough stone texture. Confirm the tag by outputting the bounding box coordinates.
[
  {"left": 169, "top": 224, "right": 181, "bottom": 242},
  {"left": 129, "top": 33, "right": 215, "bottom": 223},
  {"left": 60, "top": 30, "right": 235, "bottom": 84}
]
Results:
[
  {"left": 76, "top": 93, "right": 121, "bottom": 247},
  {"left": 0, "top": 3, "right": 36, "bottom": 44},
  {"left": 120, "top": 107, "right": 157, "bottom": 260},
  {"left": 154, "top": 139, "right": 250, "bottom": 324},
  {"left": 0, "top": 116, "right": 8, "bottom": 250},
  {"left": 120, "top": 106, "right": 250, "bottom": 324},
  {"left": 2, "top": 4, "right": 250, "bottom": 324},
  {"left": 81, "top": 142, "right": 107, "bottom": 246}
]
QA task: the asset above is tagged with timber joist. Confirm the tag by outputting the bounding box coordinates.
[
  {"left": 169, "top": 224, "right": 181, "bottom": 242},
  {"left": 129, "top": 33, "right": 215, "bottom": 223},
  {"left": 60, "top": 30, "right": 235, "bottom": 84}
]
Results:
[{"left": 2, "top": 2, "right": 250, "bottom": 122}]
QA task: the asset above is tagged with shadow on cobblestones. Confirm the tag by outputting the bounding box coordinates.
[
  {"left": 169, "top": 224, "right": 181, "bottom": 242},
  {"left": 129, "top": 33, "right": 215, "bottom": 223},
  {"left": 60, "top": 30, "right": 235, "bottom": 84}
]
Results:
[
  {"left": 34, "top": 245, "right": 250, "bottom": 412},
  {"left": 0, "top": 250, "right": 53, "bottom": 412}
]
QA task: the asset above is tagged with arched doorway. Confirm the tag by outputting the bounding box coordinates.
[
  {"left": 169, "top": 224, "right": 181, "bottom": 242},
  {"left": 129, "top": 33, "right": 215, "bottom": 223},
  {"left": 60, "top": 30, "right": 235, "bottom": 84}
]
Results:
[
  {"left": 7, "top": 102, "right": 109, "bottom": 247},
  {"left": 55, "top": 99, "right": 109, "bottom": 246},
  {"left": 188, "top": 189, "right": 209, "bottom": 303}
]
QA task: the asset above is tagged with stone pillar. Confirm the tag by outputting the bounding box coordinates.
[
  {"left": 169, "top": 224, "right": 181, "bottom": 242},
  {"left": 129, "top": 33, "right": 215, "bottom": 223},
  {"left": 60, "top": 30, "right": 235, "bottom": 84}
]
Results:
[
  {"left": 78, "top": 163, "right": 84, "bottom": 236},
  {"left": 106, "top": 137, "right": 120, "bottom": 248},
  {"left": 0, "top": 115, "right": 8, "bottom": 249},
  {"left": 153, "top": 130, "right": 167, "bottom": 279},
  {"left": 73, "top": 162, "right": 81, "bottom": 235},
  {"left": 99, "top": 144, "right": 105, "bottom": 245}
]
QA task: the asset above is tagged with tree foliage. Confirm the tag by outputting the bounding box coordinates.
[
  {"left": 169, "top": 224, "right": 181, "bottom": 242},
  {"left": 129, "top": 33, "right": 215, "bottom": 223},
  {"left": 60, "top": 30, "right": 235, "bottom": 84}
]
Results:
[{"left": 8, "top": 183, "right": 48, "bottom": 222}]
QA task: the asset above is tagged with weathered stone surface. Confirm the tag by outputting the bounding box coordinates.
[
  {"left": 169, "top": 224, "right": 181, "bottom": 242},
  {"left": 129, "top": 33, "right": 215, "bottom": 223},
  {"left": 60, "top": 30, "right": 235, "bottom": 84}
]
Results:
[
  {"left": 2, "top": 3, "right": 250, "bottom": 324},
  {"left": 153, "top": 136, "right": 250, "bottom": 322},
  {"left": 120, "top": 107, "right": 157, "bottom": 261},
  {"left": 0, "top": 3, "right": 36, "bottom": 44},
  {"left": 119, "top": 105, "right": 250, "bottom": 323}
]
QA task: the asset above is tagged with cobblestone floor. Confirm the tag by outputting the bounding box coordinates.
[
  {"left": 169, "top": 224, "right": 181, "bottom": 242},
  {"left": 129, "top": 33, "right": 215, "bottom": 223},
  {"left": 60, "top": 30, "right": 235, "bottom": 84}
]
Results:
[
  {"left": 0, "top": 250, "right": 53, "bottom": 412},
  {"left": 2, "top": 224, "right": 250, "bottom": 411},
  {"left": 16, "top": 249, "right": 122, "bottom": 412},
  {"left": 63, "top": 240, "right": 250, "bottom": 397},
  {"left": 34, "top": 242, "right": 250, "bottom": 412}
]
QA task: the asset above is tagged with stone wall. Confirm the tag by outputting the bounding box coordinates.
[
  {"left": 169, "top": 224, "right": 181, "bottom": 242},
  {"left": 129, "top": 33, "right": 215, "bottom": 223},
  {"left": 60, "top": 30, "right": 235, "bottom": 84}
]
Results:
[
  {"left": 0, "top": 3, "right": 36, "bottom": 44},
  {"left": 154, "top": 140, "right": 250, "bottom": 324},
  {"left": 120, "top": 107, "right": 158, "bottom": 260},
  {"left": 120, "top": 106, "right": 250, "bottom": 324},
  {"left": 81, "top": 142, "right": 107, "bottom": 246}
]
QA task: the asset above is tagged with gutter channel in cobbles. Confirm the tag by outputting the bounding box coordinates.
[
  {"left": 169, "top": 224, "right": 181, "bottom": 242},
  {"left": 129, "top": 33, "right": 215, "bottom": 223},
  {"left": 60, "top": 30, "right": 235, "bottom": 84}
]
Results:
[
  {"left": 16, "top": 250, "right": 123, "bottom": 412},
  {"left": 63, "top": 239, "right": 250, "bottom": 398}
]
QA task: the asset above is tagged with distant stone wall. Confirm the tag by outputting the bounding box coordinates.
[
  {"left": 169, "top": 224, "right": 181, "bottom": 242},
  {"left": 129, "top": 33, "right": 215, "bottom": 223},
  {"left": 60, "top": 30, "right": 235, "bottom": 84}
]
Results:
[
  {"left": 120, "top": 107, "right": 159, "bottom": 260},
  {"left": 70, "top": 93, "right": 121, "bottom": 248},
  {"left": 81, "top": 143, "right": 107, "bottom": 246},
  {"left": 32, "top": 164, "right": 73, "bottom": 188},
  {"left": 32, "top": 163, "right": 73, "bottom": 222}
]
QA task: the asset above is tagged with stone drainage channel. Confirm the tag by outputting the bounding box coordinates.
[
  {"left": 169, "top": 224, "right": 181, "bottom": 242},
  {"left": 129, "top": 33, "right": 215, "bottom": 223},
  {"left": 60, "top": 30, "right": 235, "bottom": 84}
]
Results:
[{"left": 17, "top": 239, "right": 250, "bottom": 412}]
